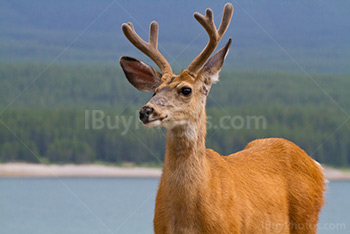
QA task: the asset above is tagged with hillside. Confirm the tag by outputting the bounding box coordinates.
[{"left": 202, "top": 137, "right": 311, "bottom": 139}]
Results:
[
  {"left": 0, "top": 64, "right": 349, "bottom": 167},
  {"left": 1, "top": 64, "right": 350, "bottom": 110},
  {"left": 1, "top": 0, "right": 350, "bottom": 72},
  {"left": 0, "top": 1, "right": 349, "bottom": 167}
]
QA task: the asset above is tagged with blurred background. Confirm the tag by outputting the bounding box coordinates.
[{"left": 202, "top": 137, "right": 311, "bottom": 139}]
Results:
[{"left": 0, "top": 0, "right": 349, "bottom": 234}]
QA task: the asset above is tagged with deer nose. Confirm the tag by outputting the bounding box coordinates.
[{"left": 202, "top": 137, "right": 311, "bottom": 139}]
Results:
[{"left": 139, "top": 107, "right": 154, "bottom": 123}]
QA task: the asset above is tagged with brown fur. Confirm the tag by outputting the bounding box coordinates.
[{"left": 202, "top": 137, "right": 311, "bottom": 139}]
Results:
[
  {"left": 120, "top": 4, "right": 325, "bottom": 233},
  {"left": 150, "top": 73, "right": 325, "bottom": 234},
  {"left": 154, "top": 125, "right": 325, "bottom": 233},
  {"left": 119, "top": 67, "right": 326, "bottom": 233}
]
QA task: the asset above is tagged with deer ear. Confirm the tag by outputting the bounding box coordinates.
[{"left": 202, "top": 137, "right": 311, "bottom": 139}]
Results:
[
  {"left": 120, "top": 56, "right": 162, "bottom": 92},
  {"left": 199, "top": 38, "right": 231, "bottom": 85}
]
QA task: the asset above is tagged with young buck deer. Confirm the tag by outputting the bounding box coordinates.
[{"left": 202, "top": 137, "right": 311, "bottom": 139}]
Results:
[{"left": 120, "top": 3, "right": 325, "bottom": 234}]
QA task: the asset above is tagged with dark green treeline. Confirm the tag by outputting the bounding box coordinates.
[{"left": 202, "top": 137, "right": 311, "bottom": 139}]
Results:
[{"left": 0, "top": 64, "right": 349, "bottom": 167}]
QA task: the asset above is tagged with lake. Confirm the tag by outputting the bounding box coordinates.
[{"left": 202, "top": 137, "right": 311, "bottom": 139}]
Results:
[{"left": 0, "top": 178, "right": 349, "bottom": 234}]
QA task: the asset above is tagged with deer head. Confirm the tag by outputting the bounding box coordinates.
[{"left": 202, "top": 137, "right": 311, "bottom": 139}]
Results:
[{"left": 120, "top": 3, "right": 233, "bottom": 130}]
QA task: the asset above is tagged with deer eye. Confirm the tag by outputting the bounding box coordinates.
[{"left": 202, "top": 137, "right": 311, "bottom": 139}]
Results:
[{"left": 180, "top": 87, "right": 192, "bottom": 96}]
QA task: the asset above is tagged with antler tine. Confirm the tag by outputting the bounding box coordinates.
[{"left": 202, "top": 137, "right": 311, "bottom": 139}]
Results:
[
  {"left": 122, "top": 21, "right": 172, "bottom": 76},
  {"left": 218, "top": 4, "right": 233, "bottom": 36},
  {"left": 186, "top": 3, "right": 233, "bottom": 76},
  {"left": 149, "top": 21, "right": 158, "bottom": 48}
]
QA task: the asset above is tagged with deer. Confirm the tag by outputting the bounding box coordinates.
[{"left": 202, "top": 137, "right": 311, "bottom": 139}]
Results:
[{"left": 119, "top": 3, "right": 325, "bottom": 234}]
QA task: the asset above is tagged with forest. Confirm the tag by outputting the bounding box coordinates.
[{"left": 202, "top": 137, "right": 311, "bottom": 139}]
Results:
[{"left": 0, "top": 64, "right": 349, "bottom": 167}]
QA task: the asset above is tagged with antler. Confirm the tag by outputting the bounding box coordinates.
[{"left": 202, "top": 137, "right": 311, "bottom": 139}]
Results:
[
  {"left": 186, "top": 3, "right": 233, "bottom": 76},
  {"left": 122, "top": 21, "right": 173, "bottom": 77}
]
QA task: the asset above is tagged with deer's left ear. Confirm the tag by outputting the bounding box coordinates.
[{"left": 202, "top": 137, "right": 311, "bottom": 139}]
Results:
[
  {"left": 120, "top": 56, "right": 162, "bottom": 92},
  {"left": 199, "top": 38, "right": 231, "bottom": 85}
]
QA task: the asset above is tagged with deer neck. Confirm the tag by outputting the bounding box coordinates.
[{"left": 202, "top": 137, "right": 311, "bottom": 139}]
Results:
[
  {"left": 161, "top": 109, "right": 209, "bottom": 229},
  {"left": 163, "top": 110, "right": 208, "bottom": 185}
]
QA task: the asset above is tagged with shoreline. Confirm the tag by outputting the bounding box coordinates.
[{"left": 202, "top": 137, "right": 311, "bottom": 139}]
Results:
[
  {"left": 1, "top": 163, "right": 350, "bottom": 180},
  {"left": 0, "top": 163, "right": 161, "bottom": 178}
]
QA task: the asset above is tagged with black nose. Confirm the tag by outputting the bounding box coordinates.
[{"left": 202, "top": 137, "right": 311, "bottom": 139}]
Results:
[{"left": 139, "top": 107, "right": 154, "bottom": 123}]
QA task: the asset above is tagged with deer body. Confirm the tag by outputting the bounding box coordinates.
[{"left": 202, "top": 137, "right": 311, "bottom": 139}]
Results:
[
  {"left": 120, "top": 3, "right": 325, "bottom": 233},
  {"left": 155, "top": 134, "right": 324, "bottom": 233}
]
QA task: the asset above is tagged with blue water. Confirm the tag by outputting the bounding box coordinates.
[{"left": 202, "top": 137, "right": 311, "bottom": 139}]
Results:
[{"left": 0, "top": 178, "right": 349, "bottom": 234}]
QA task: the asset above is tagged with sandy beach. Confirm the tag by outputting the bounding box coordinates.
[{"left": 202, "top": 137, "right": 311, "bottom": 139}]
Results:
[
  {"left": 1, "top": 163, "right": 350, "bottom": 180},
  {"left": 0, "top": 163, "right": 161, "bottom": 178}
]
